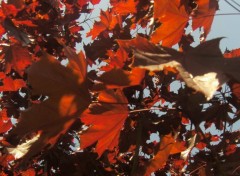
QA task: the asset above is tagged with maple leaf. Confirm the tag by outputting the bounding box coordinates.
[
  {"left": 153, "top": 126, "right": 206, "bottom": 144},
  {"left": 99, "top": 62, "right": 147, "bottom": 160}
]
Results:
[
  {"left": 151, "top": 0, "right": 218, "bottom": 46},
  {"left": 132, "top": 38, "right": 240, "bottom": 100},
  {"left": 5, "top": 44, "right": 32, "bottom": 76},
  {"left": 111, "top": 0, "right": 138, "bottom": 15},
  {"left": 7, "top": 50, "right": 91, "bottom": 163},
  {"left": 87, "top": 10, "right": 119, "bottom": 40},
  {"left": 151, "top": 0, "right": 188, "bottom": 46},
  {"left": 101, "top": 48, "right": 129, "bottom": 71},
  {"left": 80, "top": 89, "right": 128, "bottom": 157},
  {"left": 0, "top": 77, "right": 26, "bottom": 91},
  {"left": 93, "top": 68, "right": 145, "bottom": 90},
  {"left": 192, "top": 0, "right": 218, "bottom": 38},
  {"left": 144, "top": 134, "right": 175, "bottom": 175}
]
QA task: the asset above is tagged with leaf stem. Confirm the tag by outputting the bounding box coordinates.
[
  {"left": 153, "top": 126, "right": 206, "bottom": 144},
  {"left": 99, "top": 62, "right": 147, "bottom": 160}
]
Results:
[
  {"left": 192, "top": 12, "right": 240, "bottom": 20},
  {"left": 129, "top": 107, "right": 176, "bottom": 113}
]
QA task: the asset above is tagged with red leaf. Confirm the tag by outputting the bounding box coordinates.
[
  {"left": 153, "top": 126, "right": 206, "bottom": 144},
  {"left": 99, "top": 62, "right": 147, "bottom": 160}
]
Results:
[
  {"left": 1, "top": 1, "right": 19, "bottom": 17},
  {"left": 181, "top": 116, "right": 190, "bottom": 125},
  {"left": 196, "top": 142, "right": 207, "bottom": 150},
  {"left": 226, "top": 144, "right": 237, "bottom": 155},
  {"left": 0, "top": 77, "right": 26, "bottom": 91},
  {"left": 0, "top": 24, "right": 6, "bottom": 37},
  {"left": 224, "top": 49, "right": 240, "bottom": 101},
  {"left": 192, "top": 0, "right": 218, "bottom": 38},
  {"left": 211, "top": 135, "right": 220, "bottom": 142},
  {"left": 78, "top": 0, "right": 89, "bottom": 6},
  {"left": 80, "top": 89, "right": 128, "bottom": 157},
  {"left": 101, "top": 48, "right": 129, "bottom": 71},
  {"left": 5, "top": 44, "right": 33, "bottom": 76},
  {"left": 224, "top": 48, "right": 240, "bottom": 58},
  {"left": 0, "top": 154, "right": 14, "bottom": 168},
  {"left": 91, "top": 0, "right": 101, "bottom": 5},
  {"left": 69, "top": 25, "right": 83, "bottom": 34},
  {"left": 0, "top": 109, "right": 12, "bottom": 134}
]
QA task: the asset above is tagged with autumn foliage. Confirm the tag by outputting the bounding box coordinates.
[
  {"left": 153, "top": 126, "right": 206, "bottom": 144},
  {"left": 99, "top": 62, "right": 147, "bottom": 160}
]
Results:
[{"left": 0, "top": 0, "right": 240, "bottom": 175}]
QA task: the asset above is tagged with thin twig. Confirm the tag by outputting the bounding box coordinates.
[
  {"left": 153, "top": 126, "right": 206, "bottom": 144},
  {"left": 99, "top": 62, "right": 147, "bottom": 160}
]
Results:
[
  {"left": 189, "top": 164, "right": 206, "bottom": 175},
  {"left": 231, "top": 0, "right": 240, "bottom": 8},
  {"left": 225, "top": 0, "right": 240, "bottom": 12},
  {"left": 232, "top": 164, "right": 240, "bottom": 174},
  {"left": 130, "top": 107, "right": 176, "bottom": 113}
]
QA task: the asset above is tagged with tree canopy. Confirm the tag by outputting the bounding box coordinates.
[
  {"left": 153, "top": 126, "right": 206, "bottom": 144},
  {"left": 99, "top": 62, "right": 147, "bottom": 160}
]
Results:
[{"left": 0, "top": 0, "right": 240, "bottom": 175}]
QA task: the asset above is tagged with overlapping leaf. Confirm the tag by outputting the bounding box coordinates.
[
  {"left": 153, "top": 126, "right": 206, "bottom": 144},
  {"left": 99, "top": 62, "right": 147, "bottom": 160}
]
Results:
[
  {"left": 151, "top": 0, "right": 218, "bottom": 46},
  {"left": 87, "top": 10, "right": 119, "bottom": 40},
  {"left": 132, "top": 37, "right": 240, "bottom": 99},
  {"left": 7, "top": 50, "right": 91, "bottom": 163},
  {"left": 4, "top": 44, "right": 33, "bottom": 76},
  {"left": 80, "top": 89, "right": 129, "bottom": 156}
]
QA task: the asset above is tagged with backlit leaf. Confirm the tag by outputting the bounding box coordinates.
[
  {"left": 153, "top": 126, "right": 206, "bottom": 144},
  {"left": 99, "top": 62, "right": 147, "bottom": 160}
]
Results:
[
  {"left": 144, "top": 134, "right": 175, "bottom": 175},
  {"left": 80, "top": 89, "right": 128, "bottom": 157},
  {"left": 7, "top": 51, "right": 91, "bottom": 163}
]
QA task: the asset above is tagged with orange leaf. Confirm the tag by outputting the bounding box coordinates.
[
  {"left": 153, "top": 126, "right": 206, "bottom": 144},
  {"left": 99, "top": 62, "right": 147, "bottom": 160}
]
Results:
[
  {"left": 80, "top": 89, "right": 128, "bottom": 157},
  {"left": 181, "top": 116, "right": 190, "bottom": 125},
  {"left": 170, "top": 141, "right": 186, "bottom": 154},
  {"left": 144, "top": 134, "right": 175, "bottom": 175},
  {"left": 12, "top": 19, "right": 37, "bottom": 27},
  {"left": 91, "top": 0, "right": 101, "bottom": 5},
  {"left": 20, "top": 168, "right": 36, "bottom": 176},
  {"left": 112, "top": 0, "right": 138, "bottom": 15},
  {"left": 151, "top": 0, "right": 188, "bottom": 46},
  {"left": 0, "top": 77, "right": 26, "bottom": 91},
  {"left": 87, "top": 10, "right": 118, "bottom": 39},
  {"left": 224, "top": 48, "right": 240, "bottom": 58},
  {"left": 102, "top": 48, "right": 129, "bottom": 71},
  {"left": 192, "top": 0, "right": 218, "bottom": 38}
]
